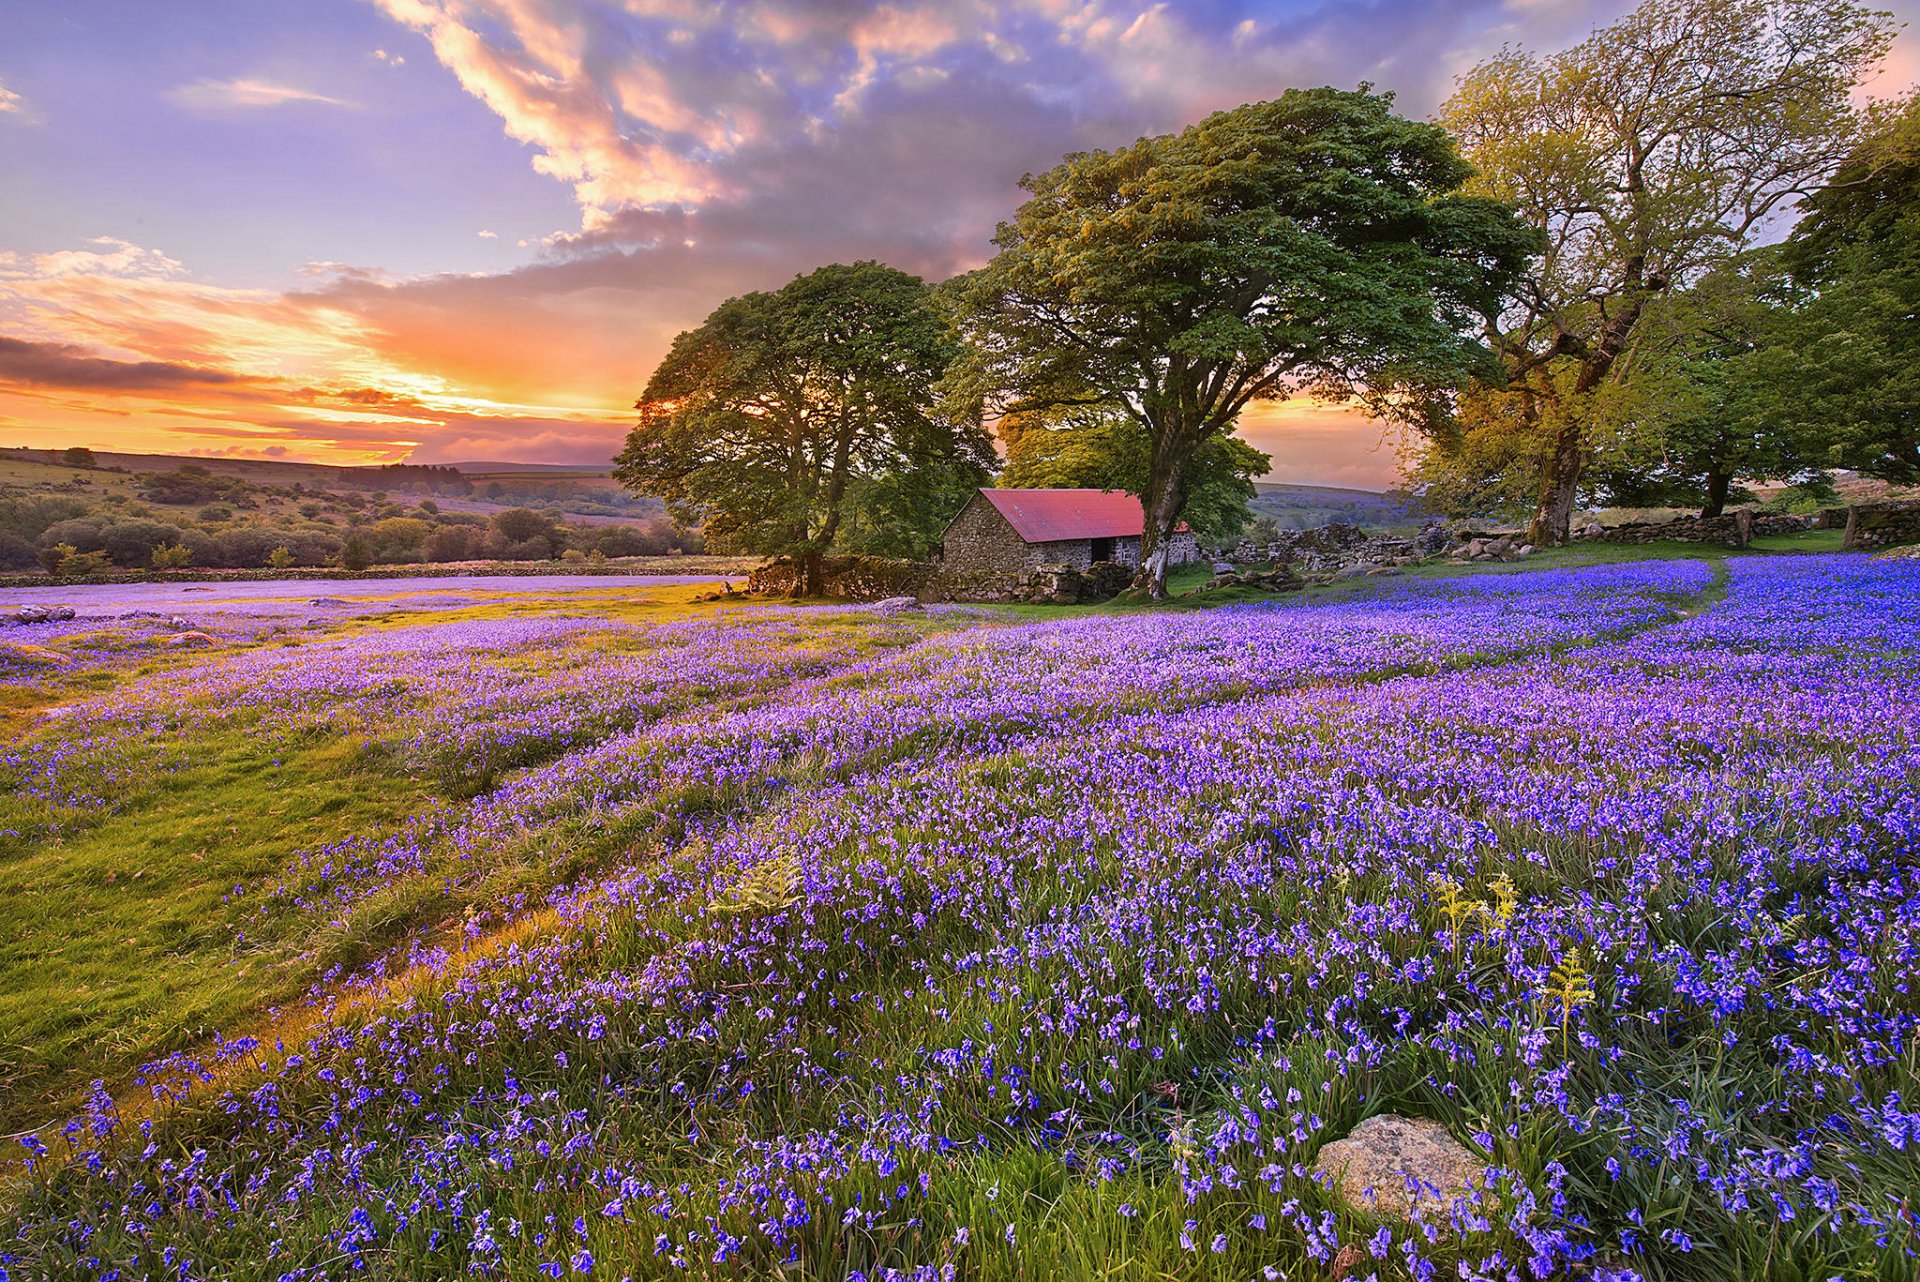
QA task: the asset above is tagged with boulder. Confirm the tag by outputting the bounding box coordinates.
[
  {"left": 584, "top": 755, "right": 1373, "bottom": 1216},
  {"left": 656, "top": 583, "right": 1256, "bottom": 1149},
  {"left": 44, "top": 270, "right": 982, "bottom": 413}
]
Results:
[
  {"left": 1517, "top": 544, "right": 1534, "bottom": 557},
  {"left": 870, "top": 596, "right": 918, "bottom": 614},
  {"left": 168, "top": 615, "right": 189, "bottom": 629},
  {"left": 1333, "top": 566, "right": 1369, "bottom": 581},
  {"left": 1365, "top": 566, "right": 1402, "bottom": 576},
  {"left": 15, "top": 605, "right": 52, "bottom": 624},
  {"left": 161, "top": 631, "right": 217, "bottom": 648},
  {"left": 1313, "top": 1115, "right": 1487, "bottom": 1221},
  {"left": 309, "top": 597, "right": 350, "bottom": 607},
  {"left": 1211, "top": 562, "right": 1236, "bottom": 576}
]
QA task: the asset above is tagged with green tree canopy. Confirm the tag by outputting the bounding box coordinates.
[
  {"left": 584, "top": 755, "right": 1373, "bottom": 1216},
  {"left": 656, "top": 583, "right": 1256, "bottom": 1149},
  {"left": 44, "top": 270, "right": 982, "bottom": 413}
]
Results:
[
  {"left": 997, "top": 407, "right": 1270, "bottom": 545},
  {"left": 943, "top": 86, "right": 1532, "bottom": 597},
  {"left": 1432, "top": 0, "right": 1895, "bottom": 543},
  {"left": 617, "top": 261, "right": 992, "bottom": 593},
  {"left": 1756, "top": 92, "right": 1920, "bottom": 484}
]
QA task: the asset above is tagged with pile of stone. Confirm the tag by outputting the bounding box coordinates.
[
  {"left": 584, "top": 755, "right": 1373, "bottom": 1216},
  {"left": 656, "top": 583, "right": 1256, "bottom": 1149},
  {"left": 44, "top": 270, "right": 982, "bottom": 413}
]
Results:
[
  {"left": 1203, "top": 562, "right": 1306, "bottom": 593},
  {"left": 1225, "top": 521, "right": 1431, "bottom": 575},
  {"left": 1024, "top": 560, "right": 1133, "bottom": 604},
  {"left": 9, "top": 604, "right": 77, "bottom": 624},
  {"left": 1448, "top": 533, "right": 1533, "bottom": 562}
]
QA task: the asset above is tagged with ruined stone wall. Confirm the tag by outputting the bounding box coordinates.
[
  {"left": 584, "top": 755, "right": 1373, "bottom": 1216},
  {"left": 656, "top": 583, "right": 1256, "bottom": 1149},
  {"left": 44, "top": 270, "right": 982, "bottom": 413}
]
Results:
[{"left": 1844, "top": 502, "right": 1920, "bottom": 550}]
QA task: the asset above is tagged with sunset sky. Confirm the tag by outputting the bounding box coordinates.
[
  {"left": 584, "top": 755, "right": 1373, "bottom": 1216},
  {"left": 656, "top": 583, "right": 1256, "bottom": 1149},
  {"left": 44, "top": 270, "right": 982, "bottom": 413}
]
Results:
[{"left": 2, "top": 1, "right": 1915, "bottom": 487}]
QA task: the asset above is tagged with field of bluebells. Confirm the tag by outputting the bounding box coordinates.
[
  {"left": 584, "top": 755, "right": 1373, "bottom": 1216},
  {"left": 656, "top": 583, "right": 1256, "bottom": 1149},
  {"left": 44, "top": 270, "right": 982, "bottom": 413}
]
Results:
[{"left": 3, "top": 554, "right": 1918, "bottom": 1281}]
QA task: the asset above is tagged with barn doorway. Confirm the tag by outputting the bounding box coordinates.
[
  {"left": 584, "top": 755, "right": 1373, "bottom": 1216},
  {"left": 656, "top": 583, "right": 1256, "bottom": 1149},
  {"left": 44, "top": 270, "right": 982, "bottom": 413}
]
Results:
[{"left": 1089, "top": 537, "right": 1115, "bottom": 563}]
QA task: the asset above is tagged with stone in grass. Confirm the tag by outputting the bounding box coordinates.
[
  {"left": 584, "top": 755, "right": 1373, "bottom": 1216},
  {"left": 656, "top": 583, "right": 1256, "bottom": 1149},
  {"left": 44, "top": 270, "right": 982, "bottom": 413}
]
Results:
[
  {"left": 0, "top": 641, "right": 72, "bottom": 668},
  {"left": 161, "top": 631, "right": 218, "bottom": 648},
  {"left": 1313, "top": 1115, "right": 1488, "bottom": 1220},
  {"left": 870, "top": 596, "right": 919, "bottom": 613}
]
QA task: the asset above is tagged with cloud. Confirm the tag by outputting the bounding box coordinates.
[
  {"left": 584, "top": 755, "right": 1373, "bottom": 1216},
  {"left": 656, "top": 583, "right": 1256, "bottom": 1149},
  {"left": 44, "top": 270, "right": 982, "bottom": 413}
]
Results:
[
  {"left": 371, "top": 48, "right": 407, "bottom": 66},
  {"left": 0, "top": 79, "right": 27, "bottom": 118},
  {"left": 477, "top": 229, "right": 498, "bottom": 238},
  {"left": 0, "top": 336, "right": 253, "bottom": 392},
  {"left": 0, "top": 236, "right": 186, "bottom": 281},
  {"left": 168, "top": 78, "right": 356, "bottom": 111}
]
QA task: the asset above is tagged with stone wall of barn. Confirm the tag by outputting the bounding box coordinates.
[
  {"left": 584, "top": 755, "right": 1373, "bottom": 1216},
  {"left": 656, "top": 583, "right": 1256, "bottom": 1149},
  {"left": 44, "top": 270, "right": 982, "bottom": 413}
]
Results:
[
  {"left": 938, "top": 495, "right": 1036, "bottom": 572},
  {"left": 1844, "top": 501, "right": 1920, "bottom": 550}
]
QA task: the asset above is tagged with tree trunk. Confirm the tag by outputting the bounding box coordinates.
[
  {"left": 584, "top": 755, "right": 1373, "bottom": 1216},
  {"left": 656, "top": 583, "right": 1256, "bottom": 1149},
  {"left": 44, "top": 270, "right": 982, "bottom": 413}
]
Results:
[
  {"left": 1700, "top": 470, "right": 1732, "bottom": 519},
  {"left": 1131, "top": 427, "right": 1193, "bottom": 601},
  {"left": 799, "top": 548, "right": 824, "bottom": 598},
  {"left": 1527, "top": 414, "right": 1584, "bottom": 548}
]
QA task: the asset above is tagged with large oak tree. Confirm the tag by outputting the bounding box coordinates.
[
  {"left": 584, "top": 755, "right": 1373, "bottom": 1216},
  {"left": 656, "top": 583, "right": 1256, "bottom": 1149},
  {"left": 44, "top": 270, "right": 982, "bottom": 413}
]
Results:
[
  {"left": 942, "top": 87, "right": 1531, "bottom": 598},
  {"left": 616, "top": 262, "right": 992, "bottom": 594},
  {"left": 1436, "top": 0, "right": 1895, "bottom": 544}
]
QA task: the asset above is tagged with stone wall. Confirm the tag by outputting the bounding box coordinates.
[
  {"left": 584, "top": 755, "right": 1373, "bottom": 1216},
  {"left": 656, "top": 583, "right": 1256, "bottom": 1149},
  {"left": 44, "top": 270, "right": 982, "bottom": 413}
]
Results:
[
  {"left": 938, "top": 495, "right": 1037, "bottom": 572},
  {"left": 1844, "top": 501, "right": 1920, "bottom": 550},
  {"left": 1577, "top": 511, "right": 1818, "bottom": 547},
  {"left": 1577, "top": 511, "right": 1756, "bottom": 547},
  {"left": 744, "top": 554, "right": 1145, "bottom": 604}
]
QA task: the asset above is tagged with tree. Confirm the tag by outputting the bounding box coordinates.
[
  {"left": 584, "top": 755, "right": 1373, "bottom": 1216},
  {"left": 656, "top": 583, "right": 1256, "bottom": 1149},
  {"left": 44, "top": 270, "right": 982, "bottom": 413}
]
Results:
[
  {"left": 997, "top": 406, "right": 1271, "bottom": 545},
  {"left": 1435, "top": 0, "right": 1895, "bottom": 544},
  {"left": 1560, "top": 252, "right": 1832, "bottom": 517},
  {"left": 943, "top": 87, "right": 1532, "bottom": 597},
  {"left": 150, "top": 542, "right": 193, "bottom": 569},
  {"left": 617, "top": 261, "right": 992, "bottom": 594},
  {"left": 60, "top": 446, "right": 96, "bottom": 469},
  {"left": 1755, "top": 91, "right": 1920, "bottom": 483},
  {"left": 338, "top": 531, "right": 373, "bottom": 572}
]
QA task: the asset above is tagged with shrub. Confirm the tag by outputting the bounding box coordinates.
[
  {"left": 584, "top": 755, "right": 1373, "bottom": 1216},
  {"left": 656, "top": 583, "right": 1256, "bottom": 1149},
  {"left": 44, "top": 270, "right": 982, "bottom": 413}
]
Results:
[
  {"left": 492, "top": 507, "right": 557, "bottom": 544},
  {"left": 503, "top": 535, "right": 552, "bottom": 561},
  {"left": 198, "top": 504, "right": 233, "bottom": 523},
  {"left": 339, "top": 531, "right": 373, "bottom": 571},
  {"left": 59, "top": 446, "right": 96, "bottom": 469},
  {"left": 102, "top": 519, "right": 188, "bottom": 568},
  {"left": 266, "top": 545, "right": 295, "bottom": 570},
  {"left": 424, "top": 525, "right": 480, "bottom": 562},
  {"left": 50, "top": 544, "right": 111, "bottom": 575},
  {"left": 150, "top": 543, "right": 193, "bottom": 569},
  {"left": 0, "top": 496, "right": 88, "bottom": 541},
  {"left": 561, "top": 548, "right": 586, "bottom": 564},
  {"left": 37, "top": 518, "right": 106, "bottom": 553},
  {"left": 214, "top": 528, "right": 291, "bottom": 569},
  {"left": 0, "top": 531, "right": 38, "bottom": 570}
]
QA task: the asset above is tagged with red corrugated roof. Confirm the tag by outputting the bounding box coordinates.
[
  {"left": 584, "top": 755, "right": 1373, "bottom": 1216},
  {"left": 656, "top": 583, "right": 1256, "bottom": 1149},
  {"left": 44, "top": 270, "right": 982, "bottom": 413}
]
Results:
[{"left": 977, "top": 488, "right": 1187, "bottom": 543}]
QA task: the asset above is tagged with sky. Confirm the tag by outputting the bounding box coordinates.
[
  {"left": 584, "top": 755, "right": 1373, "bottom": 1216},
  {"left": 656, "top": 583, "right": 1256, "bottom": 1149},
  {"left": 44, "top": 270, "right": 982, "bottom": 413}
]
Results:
[{"left": 1, "top": 1, "right": 1915, "bottom": 488}]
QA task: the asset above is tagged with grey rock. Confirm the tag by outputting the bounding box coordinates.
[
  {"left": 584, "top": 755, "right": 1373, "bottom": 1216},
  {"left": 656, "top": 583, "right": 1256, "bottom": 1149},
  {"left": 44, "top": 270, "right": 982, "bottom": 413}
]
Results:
[
  {"left": 1313, "top": 1115, "right": 1488, "bottom": 1221},
  {"left": 1211, "top": 562, "right": 1236, "bottom": 575},
  {"left": 870, "top": 595, "right": 919, "bottom": 613},
  {"left": 309, "top": 597, "right": 350, "bottom": 607},
  {"left": 168, "top": 615, "right": 189, "bottom": 629},
  {"left": 162, "top": 630, "right": 217, "bottom": 648},
  {"left": 1333, "top": 566, "right": 1369, "bottom": 580}
]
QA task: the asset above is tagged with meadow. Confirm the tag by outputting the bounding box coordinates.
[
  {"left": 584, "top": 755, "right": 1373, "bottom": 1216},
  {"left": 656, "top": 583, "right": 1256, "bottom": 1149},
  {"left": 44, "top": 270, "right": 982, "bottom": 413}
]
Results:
[{"left": 1, "top": 551, "right": 1917, "bottom": 1281}]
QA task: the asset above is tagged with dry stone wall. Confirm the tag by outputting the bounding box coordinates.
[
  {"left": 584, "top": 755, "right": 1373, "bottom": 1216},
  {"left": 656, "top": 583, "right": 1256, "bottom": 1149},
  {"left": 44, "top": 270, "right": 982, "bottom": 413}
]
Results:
[
  {"left": 744, "top": 554, "right": 1139, "bottom": 604},
  {"left": 1844, "top": 502, "right": 1920, "bottom": 550}
]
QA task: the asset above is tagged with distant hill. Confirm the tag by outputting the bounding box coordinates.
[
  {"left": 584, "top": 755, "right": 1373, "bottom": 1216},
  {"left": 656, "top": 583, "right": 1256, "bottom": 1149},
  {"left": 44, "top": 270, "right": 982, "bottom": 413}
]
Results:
[
  {"left": 1250, "top": 482, "right": 1426, "bottom": 532},
  {"left": 449, "top": 460, "right": 614, "bottom": 476},
  {"left": 1, "top": 445, "right": 663, "bottom": 528}
]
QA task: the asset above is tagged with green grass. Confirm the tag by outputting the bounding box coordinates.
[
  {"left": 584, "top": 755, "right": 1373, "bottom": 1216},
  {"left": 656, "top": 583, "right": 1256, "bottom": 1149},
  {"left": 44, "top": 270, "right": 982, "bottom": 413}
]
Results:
[{"left": 0, "top": 725, "right": 443, "bottom": 1129}]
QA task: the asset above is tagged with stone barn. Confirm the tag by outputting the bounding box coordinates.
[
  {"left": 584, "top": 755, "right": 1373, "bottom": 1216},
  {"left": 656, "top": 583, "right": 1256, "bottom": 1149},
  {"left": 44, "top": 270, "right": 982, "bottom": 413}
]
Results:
[{"left": 938, "top": 488, "right": 1199, "bottom": 573}]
